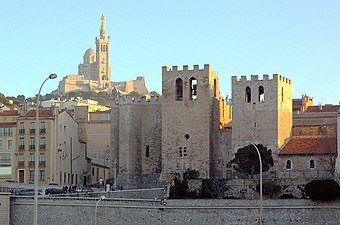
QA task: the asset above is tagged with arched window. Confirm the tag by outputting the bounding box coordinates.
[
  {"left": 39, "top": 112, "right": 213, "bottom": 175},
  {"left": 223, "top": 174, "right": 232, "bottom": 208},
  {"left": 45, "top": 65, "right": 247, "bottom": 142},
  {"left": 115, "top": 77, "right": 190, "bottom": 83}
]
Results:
[
  {"left": 310, "top": 159, "right": 315, "bottom": 169},
  {"left": 146, "top": 145, "right": 150, "bottom": 158},
  {"left": 259, "top": 86, "right": 265, "bottom": 102},
  {"left": 176, "top": 78, "right": 183, "bottom": 101},
  {"left": 286, "top": 160, "right": 292, "bottom": 170},
  {"left": 189, "top": 77, "right": 198, "bottom": 100},
  {"left": 245, "top": 86, "right": 251, "bottom": 103}
]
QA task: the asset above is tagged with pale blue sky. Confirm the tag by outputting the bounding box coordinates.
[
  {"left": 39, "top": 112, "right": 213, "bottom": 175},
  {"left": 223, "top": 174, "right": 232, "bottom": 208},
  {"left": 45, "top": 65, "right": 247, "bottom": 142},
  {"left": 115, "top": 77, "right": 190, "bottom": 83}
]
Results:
[{"left": 1, "top": 0, "right": 339, "bottom": 104}]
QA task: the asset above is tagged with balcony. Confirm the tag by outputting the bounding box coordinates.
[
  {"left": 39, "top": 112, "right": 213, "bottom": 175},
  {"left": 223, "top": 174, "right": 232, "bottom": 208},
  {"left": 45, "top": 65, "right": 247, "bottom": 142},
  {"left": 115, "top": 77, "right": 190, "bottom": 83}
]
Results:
[
  {"left": 18, "top": 161, "right": 24, "bottom": 167},
  {"left": 0, "top": 159, "right": 11, "bottom": 165},
  {"left": 29, "top": 161, "right": 35, "bottom": 166},
  {"left": 29, "top": 145, "right": 35, "bottom": 150},
  {"left": 40, "top": 128, "right": 46, "bottom": 134},
  {"left": 40, "top": 144, "right": 46, "bottom": 150},
  {"left": 39, "top": 161, "right": 46, "bottom": 166},
  {"left": 19, "top": 145, "right": 25, "bottom": 150},
  {"left": 29, "top": 129, "right": 35, "bottom": 134},
  {"left": 19, "top": 129, "right": 25, "bottom": 135}
]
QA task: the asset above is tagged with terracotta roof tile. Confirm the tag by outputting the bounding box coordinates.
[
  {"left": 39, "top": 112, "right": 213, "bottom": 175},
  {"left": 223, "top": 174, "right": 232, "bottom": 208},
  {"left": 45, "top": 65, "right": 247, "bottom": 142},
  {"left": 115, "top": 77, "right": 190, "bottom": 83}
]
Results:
[
  {"left": 0, "top": 110, "right": 19, "bottom": 116},
  {"left": 23, "top": 109, "right": 54, "bottom": 118},
  {"left": 306, "top": 105, "right": 340, "bottom": 112},
  {"left": 279, "top": 137, "right": 337, "bottom": 155}
]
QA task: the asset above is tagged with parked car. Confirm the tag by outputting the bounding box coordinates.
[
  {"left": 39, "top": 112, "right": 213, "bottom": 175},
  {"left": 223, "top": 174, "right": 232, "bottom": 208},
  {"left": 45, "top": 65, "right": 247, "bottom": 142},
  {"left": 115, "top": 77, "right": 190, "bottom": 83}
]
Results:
[
  {"left": 45, "top": 188, "right": 64, "bottom": 195},
  {"left": 75, "top": 186, "right": 94, "bottom": 193},
  {"left": 16, "top": 189, "right": 41, "bottom": 196}
]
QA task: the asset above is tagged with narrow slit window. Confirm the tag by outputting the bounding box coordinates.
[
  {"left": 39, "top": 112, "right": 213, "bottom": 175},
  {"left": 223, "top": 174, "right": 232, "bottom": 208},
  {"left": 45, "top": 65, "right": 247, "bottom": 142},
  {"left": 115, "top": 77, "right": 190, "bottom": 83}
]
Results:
[
  {"left": 310, "top": 159, "right": 315, "bottom": 169},
  {"left": 286, "top": 160, "right": 292, "bottom": 170},
  {"left": 245, "top": 86, "right": 251, "bottom": 103},
  {"left": 176, "top": 78, "right": 183, "bottom": 101},
  {"left": 189, "top": 77, "right": 198, "bottom": 100},
  {"left": 259, "top": 86, "right": 265, "bottom": 102},
  {"left": 146, "top": 145, "right": 150, "bottom": 158}
]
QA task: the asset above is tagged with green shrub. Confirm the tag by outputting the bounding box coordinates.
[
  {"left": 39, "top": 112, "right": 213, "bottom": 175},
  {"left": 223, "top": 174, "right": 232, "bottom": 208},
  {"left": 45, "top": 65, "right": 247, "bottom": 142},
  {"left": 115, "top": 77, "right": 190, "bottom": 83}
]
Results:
[
  {"left": 256, "top": 181, "right": 281, "bottom": 198},
  {"left": 304, "top": 180, "right": 340, "bottom": 201}
]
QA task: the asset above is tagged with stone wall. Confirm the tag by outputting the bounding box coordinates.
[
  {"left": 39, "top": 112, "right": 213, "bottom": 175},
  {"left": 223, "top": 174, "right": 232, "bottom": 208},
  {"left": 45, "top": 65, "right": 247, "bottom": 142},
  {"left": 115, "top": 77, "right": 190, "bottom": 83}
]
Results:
[
  {"left": 0, "top": 193, "right": 10, "bottom": 225},
  {"left": 10, "top": 197, "right": 340, "bottom": 225}
]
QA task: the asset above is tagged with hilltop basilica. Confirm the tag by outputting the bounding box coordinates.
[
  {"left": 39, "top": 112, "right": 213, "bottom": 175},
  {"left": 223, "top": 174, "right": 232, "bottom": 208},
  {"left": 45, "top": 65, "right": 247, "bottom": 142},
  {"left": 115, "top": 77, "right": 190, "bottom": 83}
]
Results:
[{"left": 57, "top": 15, "right": 149, "bottom": 96}]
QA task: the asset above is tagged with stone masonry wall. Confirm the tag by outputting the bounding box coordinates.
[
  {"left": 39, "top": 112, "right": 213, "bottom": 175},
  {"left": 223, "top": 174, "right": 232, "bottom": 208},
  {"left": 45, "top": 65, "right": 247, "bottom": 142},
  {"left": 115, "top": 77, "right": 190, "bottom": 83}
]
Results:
[
  {"left": 10, "top": 197, "right": 340, "bottom": 225},
  {"left": 162, "top": 64, "right": 218, "bottom": 179}
]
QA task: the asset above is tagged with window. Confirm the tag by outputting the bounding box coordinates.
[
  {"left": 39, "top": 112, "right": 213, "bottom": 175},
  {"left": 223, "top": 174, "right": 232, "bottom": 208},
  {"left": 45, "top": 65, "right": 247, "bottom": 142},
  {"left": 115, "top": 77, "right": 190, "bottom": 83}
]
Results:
[
  {"left": 176, "top": 78, "right": 183, "bottom": 101},
  {"left": 214, "top": 79, "right": 217, "bottom": 97},
  {"left": 0, "top": 140, "right": 2, "bottom": 150},
  {"left": 64, "top": 172, "right": 66, "bottom": 183},
  {"left": 92, "top": 167, "right": 94, "bottom": 176},
  {"left": 286, "top": 160, "right": 292, "bottom": 170},
  {"left": 19, "top": 137, "right": 25, "bottom": 150},
  {"left": 29, "top": 170, "right": 35, "bottom": 181},
  {"left": 40, "top": 153, "right": 46, "bottom": 166},
  {"left": 29, "top": 153, "right": 35, "bottom": 166},
  {"left": 3, "top": 117, "right": 7, "bottom": 122},
  {"left": 40, "top": 137, "right": 46, "bottom": 149},
  {"left": 30, "top": 122, "right": 35, "bottom": 133},
  {"left": 29, "top": 137, "right": 35, "bottom": 149},
  {"left": 0, "top": 153, "right": 11, "bottom": 164},
  {"left": 281, "top": 87, "right": 284, "bottom": 101},
  {"left": 40, "top": 170, "right": 45, "bottom": 181},
  {"left": 12, "top": 117, "right": 16, "bottom": 122},
  {"left": 8, "top": 140, "right": 13, "bottom": 150},
  {"left": 189, "top": 77, "right": 198, "bottom": 100},
  {"left": 18, "top": 154, "right": 24, "bottom": 166},
  {"left": 245, "top": 86, "right": 251, "bottom": 103},
  {"left": 40, "top": 121, "right": 46, "bottom": 133},
  {"left": 19, "top": 122, "right": 25, "bottom": 134},
  {"left": 146, "top": 145, "right": 150, "bottom": 158},
  {"left": 310, "top": 160, "right": 315, "bottom": 169},
  {"left": 259, "top": 86, "right": 265, "bottom": 102}
]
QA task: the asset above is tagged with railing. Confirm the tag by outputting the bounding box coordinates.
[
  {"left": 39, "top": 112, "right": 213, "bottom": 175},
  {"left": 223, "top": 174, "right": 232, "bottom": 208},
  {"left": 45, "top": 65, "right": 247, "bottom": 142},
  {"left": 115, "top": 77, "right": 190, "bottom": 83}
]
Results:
[
  {"left": 29, "top": 145, "right": 35, "bottom": 150},
  {"left": 18, "top": 161, "right": 24, "bottom": 167},
  {"left": 39, "top": 161, "right": 46, "bottom": 166},
  {"left": 19, "top": 129, "right": 25, "bottom": 134},
  {"left": 40, "top": 128, "right": 46, "bottom": 134},
  {"left": 40, "top": 145, "right": 46, "bottom": 150},
  {"left": 0, "top": 159, "right": 11, "bottom": 164},
  {"left": 29, "top": 161, "right": 35, "bottom": 166},
  {"left": 19, "top": 145, "right": 25, "bottom": 150},
  {"left": 29, "top": 129, "right": 35, "bottom": 134}
]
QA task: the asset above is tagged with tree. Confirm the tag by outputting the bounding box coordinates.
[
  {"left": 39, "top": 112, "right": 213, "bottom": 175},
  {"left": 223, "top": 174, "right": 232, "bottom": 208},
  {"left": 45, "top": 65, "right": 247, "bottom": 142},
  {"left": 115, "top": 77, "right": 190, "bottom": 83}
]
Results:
[
  {"left": 304, "top": 180, "right": 340, "bottom": 201},
  {"left": 199, "top": 179, "right": 229, "bottom": 199},
  {"left": 183, "top": 168, "right": 200, "bottom": 179},
  {"left": 229, "top": 144, "right": 273, "bottom": 178}
]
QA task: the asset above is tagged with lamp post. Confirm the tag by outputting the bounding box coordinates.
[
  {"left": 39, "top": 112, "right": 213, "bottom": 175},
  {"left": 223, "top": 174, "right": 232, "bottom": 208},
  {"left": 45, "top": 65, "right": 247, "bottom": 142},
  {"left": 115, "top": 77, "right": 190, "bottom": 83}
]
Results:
[
  {"left": 33, "top": 73, "right": 57, "bottom": 225},
  {"left": 94, "top": 195, "right": 105, "bottom": 225},
  {"left": 245, "top": 141, "right": 263, "bottom": 225}
]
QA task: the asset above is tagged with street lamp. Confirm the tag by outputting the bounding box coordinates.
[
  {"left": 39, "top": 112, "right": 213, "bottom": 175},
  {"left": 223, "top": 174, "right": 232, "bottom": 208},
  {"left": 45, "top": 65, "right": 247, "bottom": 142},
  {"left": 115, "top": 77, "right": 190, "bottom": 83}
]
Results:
[
  {"left": 245, "top": 141, "right": 263, "bottom": 225},
  {"left": 34, "top": 73, "right": 57, "bottom": 225},
  {"left": 95, "top": 195, "right": 106, "bottom": 225}
]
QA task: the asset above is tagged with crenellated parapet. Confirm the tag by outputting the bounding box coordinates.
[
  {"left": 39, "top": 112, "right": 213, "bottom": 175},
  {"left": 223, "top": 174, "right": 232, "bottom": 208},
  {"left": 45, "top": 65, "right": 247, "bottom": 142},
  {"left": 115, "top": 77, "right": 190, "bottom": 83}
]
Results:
[
  {"left": 232, "top": 74, "right": 292, "bottom": 85},
  {"left": 162, "top": 64, "right": 211, "bottom": 74}
]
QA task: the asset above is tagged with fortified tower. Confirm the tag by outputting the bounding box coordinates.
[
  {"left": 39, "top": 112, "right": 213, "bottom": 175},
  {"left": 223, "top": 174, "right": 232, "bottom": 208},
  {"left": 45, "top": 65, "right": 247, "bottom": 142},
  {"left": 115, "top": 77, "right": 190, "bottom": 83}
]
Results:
[
  {"left": 95, "top": 14, "right": 111, "bottom": 88},
  {"left": 162, "top": 64, "right": 222, "bottom": 179},
  {"left": 231, "top": 74, "right": 292, "bottom": 163}
]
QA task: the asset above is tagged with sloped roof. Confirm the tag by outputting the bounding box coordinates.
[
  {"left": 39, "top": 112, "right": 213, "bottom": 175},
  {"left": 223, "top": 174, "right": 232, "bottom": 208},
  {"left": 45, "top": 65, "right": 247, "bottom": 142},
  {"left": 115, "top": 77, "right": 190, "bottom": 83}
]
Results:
[
  {"left": 279, "top": 137, "right": 337, "bottom": 155},
  {"left": 23, "top": 109, "right": 54, "bottom": 118},
  {"left": 306, "top": 105, "right": 340, "bottom": 112},
  {"left": 0, "top": 110, "right": 19, "bottom": 116}
]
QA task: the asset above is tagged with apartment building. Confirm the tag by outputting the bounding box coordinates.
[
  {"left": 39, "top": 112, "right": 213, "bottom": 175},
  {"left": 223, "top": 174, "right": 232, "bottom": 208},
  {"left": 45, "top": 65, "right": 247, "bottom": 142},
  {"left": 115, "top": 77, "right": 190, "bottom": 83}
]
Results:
[
  {"left": 12, "top": 108, "right": 87, "bottom": 185},
  {"left": 0, "top": 109, "right": 19, "bottom": 181}
]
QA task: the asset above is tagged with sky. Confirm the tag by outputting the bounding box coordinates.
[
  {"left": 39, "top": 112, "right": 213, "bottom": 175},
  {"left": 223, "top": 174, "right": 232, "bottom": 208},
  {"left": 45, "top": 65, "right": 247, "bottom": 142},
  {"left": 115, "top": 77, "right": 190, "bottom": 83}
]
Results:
[{"left": 1, "top": 0, "right": 339, "bottom": 104}]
